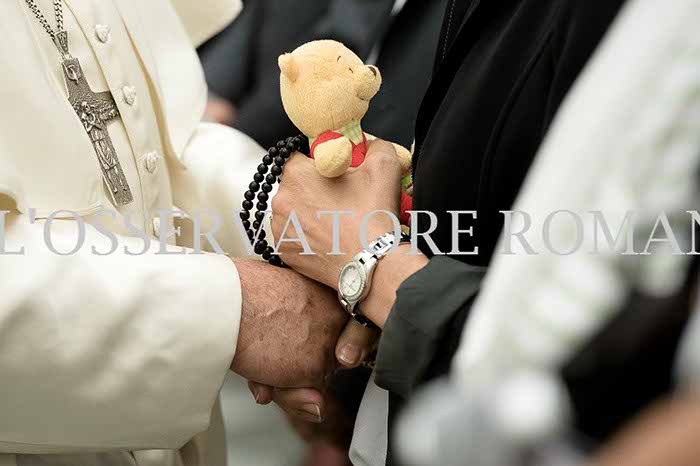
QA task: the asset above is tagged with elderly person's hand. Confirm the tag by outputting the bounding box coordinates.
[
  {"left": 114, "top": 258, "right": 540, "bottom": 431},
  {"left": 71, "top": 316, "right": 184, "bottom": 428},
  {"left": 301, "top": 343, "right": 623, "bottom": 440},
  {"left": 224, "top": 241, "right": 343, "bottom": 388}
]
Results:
[
  {"left": 247, "top": 317, "right": 378, "bottom": 423},
  {"left": 270, "top": 140, "right": 404, "bottom": 289}
]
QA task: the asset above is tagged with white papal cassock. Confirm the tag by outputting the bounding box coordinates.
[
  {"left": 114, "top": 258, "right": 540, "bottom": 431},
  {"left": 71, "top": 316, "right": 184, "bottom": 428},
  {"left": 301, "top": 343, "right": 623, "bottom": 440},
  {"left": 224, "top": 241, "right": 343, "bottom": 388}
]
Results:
[{"left": 0, "top": 1, "right": 263, "bottom": 465}]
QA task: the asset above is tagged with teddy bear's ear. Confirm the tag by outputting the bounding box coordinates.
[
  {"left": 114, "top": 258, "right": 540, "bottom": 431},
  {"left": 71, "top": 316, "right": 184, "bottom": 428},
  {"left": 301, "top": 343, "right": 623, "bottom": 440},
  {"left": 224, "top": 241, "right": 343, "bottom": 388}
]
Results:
[
  {"left": 278, "top": 54, "right": 300, "bottom": 83},
  {"left": 355, "top": 65, "right": 382, "bottom": 101}
]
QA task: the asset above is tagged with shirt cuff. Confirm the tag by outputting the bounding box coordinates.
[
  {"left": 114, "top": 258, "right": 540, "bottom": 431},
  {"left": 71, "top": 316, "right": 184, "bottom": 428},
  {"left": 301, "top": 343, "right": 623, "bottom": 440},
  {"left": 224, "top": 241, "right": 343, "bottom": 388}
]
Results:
[{"left": 374, "top": 256, "right": 486, "bottom": 399}]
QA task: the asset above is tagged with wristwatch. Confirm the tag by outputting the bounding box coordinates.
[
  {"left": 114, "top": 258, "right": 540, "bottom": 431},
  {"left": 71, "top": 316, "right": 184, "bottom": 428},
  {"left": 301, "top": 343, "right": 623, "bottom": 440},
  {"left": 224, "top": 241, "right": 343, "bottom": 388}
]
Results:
[{"left": 337, "top": 232, "right": 398, "bottom": 328}]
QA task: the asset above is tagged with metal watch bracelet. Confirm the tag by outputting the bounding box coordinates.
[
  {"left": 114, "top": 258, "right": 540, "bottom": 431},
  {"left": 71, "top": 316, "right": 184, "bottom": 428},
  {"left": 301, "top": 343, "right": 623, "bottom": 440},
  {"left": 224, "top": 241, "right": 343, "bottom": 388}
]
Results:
[{"left": 337, "top": 232, "right": 402, "bottom": 329}]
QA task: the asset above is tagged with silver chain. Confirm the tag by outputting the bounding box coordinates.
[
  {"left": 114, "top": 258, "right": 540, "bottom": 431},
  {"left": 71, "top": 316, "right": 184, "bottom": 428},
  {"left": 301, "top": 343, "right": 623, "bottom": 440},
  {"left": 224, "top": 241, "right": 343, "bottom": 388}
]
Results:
[{"left": 24, "top": 0, "right": 64, "bottom": 40}]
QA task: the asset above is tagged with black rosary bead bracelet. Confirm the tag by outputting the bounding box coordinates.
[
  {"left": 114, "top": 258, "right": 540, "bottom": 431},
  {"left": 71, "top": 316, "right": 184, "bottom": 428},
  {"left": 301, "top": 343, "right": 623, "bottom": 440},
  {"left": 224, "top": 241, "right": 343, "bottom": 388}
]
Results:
[{"left": 240, "top": 135, "right": 310, "bottom": 267}]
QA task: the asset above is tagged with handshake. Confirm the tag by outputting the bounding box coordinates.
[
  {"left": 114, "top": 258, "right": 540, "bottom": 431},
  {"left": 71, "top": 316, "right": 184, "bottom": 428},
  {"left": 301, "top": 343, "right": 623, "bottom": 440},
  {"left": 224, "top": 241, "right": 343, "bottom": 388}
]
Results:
[
  {"left": 230, "top": 259, "right": 374, "bottom": 388},
  {"left": 227, "top": 140, "right": 406, "bottom": 423}
]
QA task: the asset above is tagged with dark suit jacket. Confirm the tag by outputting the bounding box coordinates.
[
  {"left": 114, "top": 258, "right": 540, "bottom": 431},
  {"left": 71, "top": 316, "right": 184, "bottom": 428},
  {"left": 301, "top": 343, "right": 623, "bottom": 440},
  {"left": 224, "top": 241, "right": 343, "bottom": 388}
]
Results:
[{"left": 363, "top": 0, "right": 449, "bottom": 149}]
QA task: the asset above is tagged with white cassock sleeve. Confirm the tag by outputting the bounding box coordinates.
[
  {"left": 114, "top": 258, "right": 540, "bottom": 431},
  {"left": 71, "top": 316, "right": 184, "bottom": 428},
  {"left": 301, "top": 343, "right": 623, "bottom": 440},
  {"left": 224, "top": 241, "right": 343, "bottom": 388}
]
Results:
[
  {"left": 0, "top": 213, "right": 240, "bottom": 453},
  {"left": 169, "top": 123, "right": 271, "bottom": 258}
]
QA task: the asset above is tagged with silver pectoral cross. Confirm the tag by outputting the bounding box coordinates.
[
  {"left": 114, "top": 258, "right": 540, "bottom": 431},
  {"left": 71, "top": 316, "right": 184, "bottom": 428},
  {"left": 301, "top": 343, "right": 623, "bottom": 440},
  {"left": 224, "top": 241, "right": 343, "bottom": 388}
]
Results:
[{"left": 56, "top": 31, "right": 133, "bottom": 206}]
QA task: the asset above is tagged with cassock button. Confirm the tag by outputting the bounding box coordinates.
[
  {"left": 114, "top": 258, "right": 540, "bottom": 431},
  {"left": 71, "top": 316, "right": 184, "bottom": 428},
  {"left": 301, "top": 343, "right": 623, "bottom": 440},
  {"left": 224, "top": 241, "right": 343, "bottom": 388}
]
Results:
[
  {"left": 122, "top": 86, "right": 137, "bottom": 106},
  {"left": 152, "top": 217, "right": 161, "bottom": 238},
  {"left": 94, "top": 24, "right": 111, "bottom": 43},
  {"left": 144, "top": 151, "right": 160, "bottom": 174}
]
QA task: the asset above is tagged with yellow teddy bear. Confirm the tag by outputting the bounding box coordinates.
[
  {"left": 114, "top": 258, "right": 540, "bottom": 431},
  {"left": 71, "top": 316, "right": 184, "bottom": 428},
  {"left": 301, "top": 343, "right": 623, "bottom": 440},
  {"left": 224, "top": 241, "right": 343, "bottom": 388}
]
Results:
[{"left": 278, "top": 40, "right": 413, "bottom": 179}]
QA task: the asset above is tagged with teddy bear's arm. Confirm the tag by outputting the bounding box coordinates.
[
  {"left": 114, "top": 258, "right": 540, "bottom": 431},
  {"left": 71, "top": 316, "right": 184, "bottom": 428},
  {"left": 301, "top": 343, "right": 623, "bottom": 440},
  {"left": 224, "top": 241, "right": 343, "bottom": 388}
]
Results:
[
  {"left": 365, "top": 133, "right": 413, "bottom": 175},
  {"left": 314, "top": 137, "right": 354, "bottom": 178}
]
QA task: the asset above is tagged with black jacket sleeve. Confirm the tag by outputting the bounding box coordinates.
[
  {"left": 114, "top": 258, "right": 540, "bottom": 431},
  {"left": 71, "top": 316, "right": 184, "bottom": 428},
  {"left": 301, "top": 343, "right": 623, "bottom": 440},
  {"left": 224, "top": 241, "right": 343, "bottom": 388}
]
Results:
[{"left": 374, "top": 256, "right": 485, "bottom": 399}]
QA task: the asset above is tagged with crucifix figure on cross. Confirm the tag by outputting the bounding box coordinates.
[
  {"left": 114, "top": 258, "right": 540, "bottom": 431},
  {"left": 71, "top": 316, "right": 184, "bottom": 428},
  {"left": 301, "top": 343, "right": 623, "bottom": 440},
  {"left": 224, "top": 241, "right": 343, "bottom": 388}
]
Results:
[{"left": 62, "top": 55, "right": 134, "bottom": 206}]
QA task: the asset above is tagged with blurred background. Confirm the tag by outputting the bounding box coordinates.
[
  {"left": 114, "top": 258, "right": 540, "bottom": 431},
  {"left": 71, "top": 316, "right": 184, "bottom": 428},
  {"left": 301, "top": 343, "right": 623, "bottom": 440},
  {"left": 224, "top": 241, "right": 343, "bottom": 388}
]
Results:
[
  {"left": 220, "top": 374, "right": 304, "bottom": 466},
  {"left": 197, "top": 0, "right": 446, "bottom": 150}
]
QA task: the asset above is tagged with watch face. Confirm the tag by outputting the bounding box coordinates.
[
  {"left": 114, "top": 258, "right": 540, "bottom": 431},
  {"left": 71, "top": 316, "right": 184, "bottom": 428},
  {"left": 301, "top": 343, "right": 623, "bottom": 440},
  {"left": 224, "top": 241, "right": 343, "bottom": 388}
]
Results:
[{"left": 339, "top": 262, "right": 365, "bottom": 301}]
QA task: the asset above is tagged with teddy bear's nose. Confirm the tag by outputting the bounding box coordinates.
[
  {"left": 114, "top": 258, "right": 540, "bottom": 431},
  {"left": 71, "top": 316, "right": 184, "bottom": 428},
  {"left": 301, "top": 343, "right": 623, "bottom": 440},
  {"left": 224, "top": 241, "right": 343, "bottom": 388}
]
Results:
[{"left": 369, "top": 66, "right": 378, "bottom": 77}]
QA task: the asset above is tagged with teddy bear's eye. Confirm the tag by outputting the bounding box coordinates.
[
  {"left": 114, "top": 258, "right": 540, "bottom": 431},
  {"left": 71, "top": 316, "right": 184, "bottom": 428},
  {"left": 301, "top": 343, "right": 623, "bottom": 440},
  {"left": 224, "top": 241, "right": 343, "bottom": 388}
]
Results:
[{"left": 337, "top": 56, "right": 353, "bottom": 73}]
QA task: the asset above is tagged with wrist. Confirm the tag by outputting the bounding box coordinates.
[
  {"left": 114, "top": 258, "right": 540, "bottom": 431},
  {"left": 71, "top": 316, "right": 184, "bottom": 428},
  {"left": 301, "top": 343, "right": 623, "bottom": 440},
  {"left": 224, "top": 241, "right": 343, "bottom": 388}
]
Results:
[
  {"left": 230, "top": 260, "right": 292, "bottom": 378},
  {"left": 329, "top": 220, "right": 399, "bottom": 288},
  {"left": 360, "top": 244, "right": 429, "bottom": 329},
  {"left": 229, "top": 260, "right": 262, "bottom": 375}
]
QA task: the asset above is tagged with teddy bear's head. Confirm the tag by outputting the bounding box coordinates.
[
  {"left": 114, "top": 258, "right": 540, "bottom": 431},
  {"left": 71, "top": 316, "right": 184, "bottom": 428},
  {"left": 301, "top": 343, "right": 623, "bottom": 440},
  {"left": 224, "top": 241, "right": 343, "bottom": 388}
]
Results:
[{"left": 279, "top": 40, "right": 382, "bottom": 138}]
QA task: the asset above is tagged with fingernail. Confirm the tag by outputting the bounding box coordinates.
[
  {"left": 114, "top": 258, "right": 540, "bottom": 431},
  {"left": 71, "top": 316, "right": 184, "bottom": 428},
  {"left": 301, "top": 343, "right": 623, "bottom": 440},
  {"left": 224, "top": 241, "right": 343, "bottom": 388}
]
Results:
[
  {"left": 249, "top": 386, "right": 261, "bottom": 404},
  {"left": 300, "top": 404, "right": 323, "bottom": 423},
  {"left": 339, "top": 344, "right": 362, "bottom": 366}
]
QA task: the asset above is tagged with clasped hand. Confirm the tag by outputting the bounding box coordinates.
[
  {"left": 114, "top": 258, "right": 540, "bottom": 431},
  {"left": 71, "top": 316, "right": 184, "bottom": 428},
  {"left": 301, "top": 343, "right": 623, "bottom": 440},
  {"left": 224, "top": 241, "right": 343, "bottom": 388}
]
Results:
[{"left": 245, "top": 141, "right": 404, "bottom": 423}]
